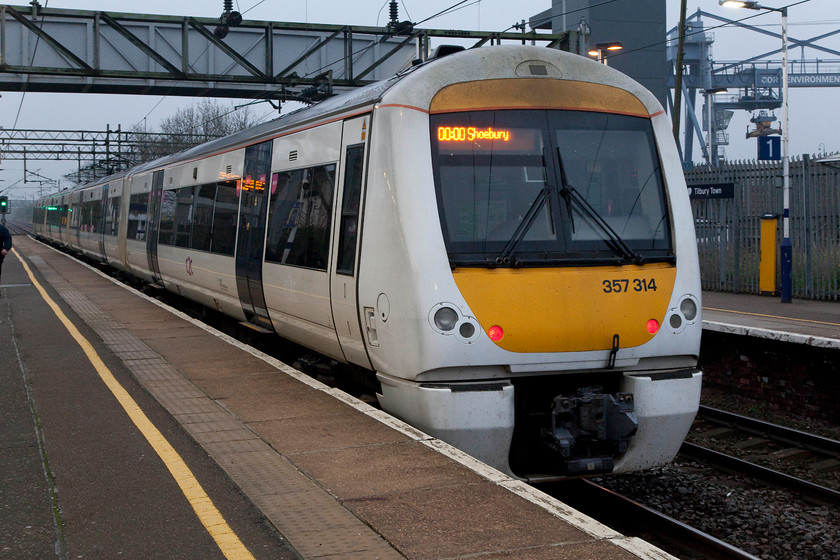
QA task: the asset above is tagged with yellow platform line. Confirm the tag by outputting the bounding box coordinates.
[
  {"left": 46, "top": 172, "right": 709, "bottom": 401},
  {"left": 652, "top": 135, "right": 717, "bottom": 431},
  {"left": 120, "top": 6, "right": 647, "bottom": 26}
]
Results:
[
  {"left": 705, "top": 306, "right": 840, "bottom": 328},
  {"left": 14, "top": 249, "right": 255, "bottom": 560}
]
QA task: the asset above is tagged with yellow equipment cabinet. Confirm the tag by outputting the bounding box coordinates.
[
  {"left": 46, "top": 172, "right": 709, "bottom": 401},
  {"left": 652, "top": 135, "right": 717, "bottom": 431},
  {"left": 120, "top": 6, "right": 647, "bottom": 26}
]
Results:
[{"left": 760, "top": 214, "right": 778, "bottom": 295}]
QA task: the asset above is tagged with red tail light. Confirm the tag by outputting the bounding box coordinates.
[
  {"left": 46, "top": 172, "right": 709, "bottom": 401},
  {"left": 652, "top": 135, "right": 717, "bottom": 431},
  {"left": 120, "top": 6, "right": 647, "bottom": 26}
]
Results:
[{"left": 488, "top": 325, "right": 504, "bottom": 341}]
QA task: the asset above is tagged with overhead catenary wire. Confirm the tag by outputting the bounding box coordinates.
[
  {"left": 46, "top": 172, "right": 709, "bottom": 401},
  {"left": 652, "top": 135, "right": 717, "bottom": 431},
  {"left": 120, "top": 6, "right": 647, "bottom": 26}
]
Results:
[
  {"left": 8, "top": 0, "right": 829, "bottom": 193},
  {"left": 127, "top": 0, "right": 826, "bottom": 170},
  {"left": 503, "top": 0, "right": 620, "bottom": 33},
  {"left": 132, "top": 0, "right": 278, "bottom": 130},
  {"left": 11, "top": 0, "right": 50, "bottom": 130},
  {"left": 414, "top": 0, "right": 474, "bottom": 26},
  {"left": 135, "top": 0, "right": 488, "bottom": 139},
  {"left": 607, "top": 0, "right": 815, "bottom": 63}
]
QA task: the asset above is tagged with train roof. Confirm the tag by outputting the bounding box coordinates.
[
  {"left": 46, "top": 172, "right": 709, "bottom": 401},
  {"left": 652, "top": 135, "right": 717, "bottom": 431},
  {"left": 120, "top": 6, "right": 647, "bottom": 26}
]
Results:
[
  {"left": 38, "top": 45, "right": 662, "bottom": 203},
  {"left": 127, "top": 74, "right": 405, "bottom": 178},
  {"left": 39, "top": 68, "right": 409, "bottom": 202}
]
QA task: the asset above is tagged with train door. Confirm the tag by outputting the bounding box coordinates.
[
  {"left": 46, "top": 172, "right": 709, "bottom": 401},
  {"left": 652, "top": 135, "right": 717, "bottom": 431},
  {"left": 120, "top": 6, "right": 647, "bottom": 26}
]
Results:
[
  {"left": 235, "top": 140, "right": 273, "bottom": 331},
  {"left": 146, "top": 170, "right": 164, "bottom": 285},
  {"left": 61, "top": 194, "right": 72, "bottom": 247},
  {"left": 70, "top": 192, "right": 81, "bottom": 248},
  {"left": 115, "top": 179, "right": 129, "bottom": 270},
  {"left": 329, "top": 116, "right": 373, "bottom": 369},
  {"left": 97, "top": 184, "right": 109, "bottom": 262}
]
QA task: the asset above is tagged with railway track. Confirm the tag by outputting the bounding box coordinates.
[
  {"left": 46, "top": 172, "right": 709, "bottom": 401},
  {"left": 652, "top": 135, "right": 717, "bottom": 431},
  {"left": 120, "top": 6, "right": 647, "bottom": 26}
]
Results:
[
  {"left": 3, "top": 219, "right": 34, "bottom": 236},
  {"left": 684, "top": 405, "right": 840, "bottom": 504},
  {"left": 538, "top": 405, "right": 840, "bottom": 559},
  {"left": 23, "top": 235, "right": 838, "bottom": 558},
  {"left": 537, "top": 479, "right": 761, "bottom": 560}
]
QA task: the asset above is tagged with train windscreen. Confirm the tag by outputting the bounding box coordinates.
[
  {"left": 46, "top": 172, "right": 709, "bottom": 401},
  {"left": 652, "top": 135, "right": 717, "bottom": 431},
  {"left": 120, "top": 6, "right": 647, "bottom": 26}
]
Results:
[{"left": 430, "top": 110, "right": 673, "bottom": 267}]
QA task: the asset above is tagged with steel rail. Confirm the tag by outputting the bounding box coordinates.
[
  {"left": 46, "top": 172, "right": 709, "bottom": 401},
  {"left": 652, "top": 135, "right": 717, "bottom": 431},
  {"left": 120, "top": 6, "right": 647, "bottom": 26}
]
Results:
[
  {"left": 2, "top": 220, "right": 34, "bottom": 236},
  {"left": 680, "top": 441, "right": 840, "bottom": 506},
  {"left": 697, "top": 405, "right": 840, "bottom": 457},
  {"left": 537, "top": 479, "right": 762, "bottom": 560}
]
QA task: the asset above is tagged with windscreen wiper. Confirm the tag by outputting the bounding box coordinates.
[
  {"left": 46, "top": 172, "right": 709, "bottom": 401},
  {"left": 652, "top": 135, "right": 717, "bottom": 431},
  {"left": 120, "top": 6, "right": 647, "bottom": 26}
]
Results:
[
  {"left": 493, "top": 186, "right": 551, "bottom": 266},
  {"left": 556, "top": 148, "right": 643, "bottom": 265}
]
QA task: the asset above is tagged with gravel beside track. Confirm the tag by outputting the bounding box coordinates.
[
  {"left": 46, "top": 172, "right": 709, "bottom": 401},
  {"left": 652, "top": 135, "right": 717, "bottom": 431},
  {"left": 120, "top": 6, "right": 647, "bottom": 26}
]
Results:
[{"left": 594, "top": 386, "right": 840, "bottom": 560}]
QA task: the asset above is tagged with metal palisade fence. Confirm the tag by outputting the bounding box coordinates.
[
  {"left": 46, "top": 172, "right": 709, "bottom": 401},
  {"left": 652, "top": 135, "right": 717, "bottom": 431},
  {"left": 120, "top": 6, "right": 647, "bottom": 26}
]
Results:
[{"left": 686, "top": 154, "right": 840, "bottom": 301}]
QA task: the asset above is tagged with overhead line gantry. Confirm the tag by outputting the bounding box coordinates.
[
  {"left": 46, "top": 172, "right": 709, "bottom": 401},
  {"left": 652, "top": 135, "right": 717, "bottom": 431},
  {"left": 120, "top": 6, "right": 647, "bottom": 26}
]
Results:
[{"left": 0, "top": 2, "right": 579, "bottom": 101}]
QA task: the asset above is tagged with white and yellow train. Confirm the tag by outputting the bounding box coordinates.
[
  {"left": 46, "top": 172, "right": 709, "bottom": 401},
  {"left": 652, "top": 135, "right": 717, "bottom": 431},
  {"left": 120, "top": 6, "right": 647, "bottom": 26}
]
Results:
[{"left": 34, "top": 45, "right": 702, "bottom": 477}]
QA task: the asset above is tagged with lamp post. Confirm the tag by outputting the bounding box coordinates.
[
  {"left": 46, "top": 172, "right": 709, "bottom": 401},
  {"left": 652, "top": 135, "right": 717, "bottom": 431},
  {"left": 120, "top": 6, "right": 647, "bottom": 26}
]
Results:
[
  {"left": 720, "top": 0, "right": 790, "bottom": 303},
  {"left": 705, "top": 87, "right": 728, "bottom": 166},
  {"left": 587, "top": 42, "right": 623, "bottom": 65}
]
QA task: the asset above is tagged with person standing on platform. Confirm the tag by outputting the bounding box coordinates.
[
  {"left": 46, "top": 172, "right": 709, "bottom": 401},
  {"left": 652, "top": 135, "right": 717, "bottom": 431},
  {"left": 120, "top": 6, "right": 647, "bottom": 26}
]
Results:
[{"left": 0, "top": 222, "right": 12, "bottom": 286}]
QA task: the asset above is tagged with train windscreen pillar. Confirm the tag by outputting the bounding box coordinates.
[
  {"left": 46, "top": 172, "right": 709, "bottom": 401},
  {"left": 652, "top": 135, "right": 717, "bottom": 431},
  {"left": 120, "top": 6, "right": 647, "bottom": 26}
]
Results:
[{"left": 760, "top": 213, "right": 779, "bottom": 296}]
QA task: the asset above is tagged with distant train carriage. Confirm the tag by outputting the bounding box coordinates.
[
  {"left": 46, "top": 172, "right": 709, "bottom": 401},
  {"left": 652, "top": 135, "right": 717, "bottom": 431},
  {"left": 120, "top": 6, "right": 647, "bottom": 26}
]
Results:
[{"left": 34, "top": 46, "right": 702, "bottom": 477}]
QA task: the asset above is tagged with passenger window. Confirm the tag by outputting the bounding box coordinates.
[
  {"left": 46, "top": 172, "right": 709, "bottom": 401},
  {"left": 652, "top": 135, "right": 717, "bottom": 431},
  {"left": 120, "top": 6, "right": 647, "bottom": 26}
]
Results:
[
  {"left": 151, "top": 181, "right": 240, "bottom": 254},
  {"left": 265, "top": 164, "right": 336, "bottom": 271},
  {"left": 337, "top": 145, "right": 365, "bottom": 275},
  {"left": 128, "top": 192, "right": 149, "bottom": 241},
  {"left": 210, "top": 181, "right": 239, "bottom": 256},
  {"left": 70, "top": 202, "right": 81, "bottom": 229},
  {"left": 191, "top": 184, "right": 216, "bottom": 252},
  {"left": 105, "top": 196, "right": 120, "bottom": 236},
  {"left": 157, "top": 190, "right": 177, "bottom": 245},
  {"left": 174, "top": 186, "right": 194, "bottom": 247},
  {"left": 80, "top": 200, "right": 101, "bottom": 233}
]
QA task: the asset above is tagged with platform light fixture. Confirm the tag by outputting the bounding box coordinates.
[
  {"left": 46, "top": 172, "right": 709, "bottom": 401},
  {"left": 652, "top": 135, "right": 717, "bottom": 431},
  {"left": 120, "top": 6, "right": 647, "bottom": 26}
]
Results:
[
  {"left": 703, "top": 87, "right": 728, "bottom": 167},
  {"left": 720, "top": 0, "right": 791, "bottom": 303},
  {"left": 720, "top": 1, "right": 758, "bottom": 7},
  {"left": 587, "top": 42, "right": 623, "bottom": 65}
]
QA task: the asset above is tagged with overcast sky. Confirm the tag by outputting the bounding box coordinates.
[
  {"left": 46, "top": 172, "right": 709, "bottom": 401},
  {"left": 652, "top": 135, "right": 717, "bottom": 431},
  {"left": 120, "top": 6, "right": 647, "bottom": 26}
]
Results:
[{"left": 2, "top": 0, "right": 837, "bottom": 197}]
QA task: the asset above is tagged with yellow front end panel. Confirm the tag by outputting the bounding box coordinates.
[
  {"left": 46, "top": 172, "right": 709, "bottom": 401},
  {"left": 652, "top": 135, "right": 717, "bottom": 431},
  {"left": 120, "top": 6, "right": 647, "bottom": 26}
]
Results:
[
  {"left": 454, "top": 264, "right": 676, "bottom": 353},
  {"left": 430, "top": 79, "right": 652, "bottom": 116}
]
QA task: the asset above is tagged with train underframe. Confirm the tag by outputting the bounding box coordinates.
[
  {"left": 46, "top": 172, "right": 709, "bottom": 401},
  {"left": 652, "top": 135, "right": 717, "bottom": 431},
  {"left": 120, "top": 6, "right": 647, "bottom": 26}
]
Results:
[{"left": 377, "top": 368, "right": 702, "bottom": 478}]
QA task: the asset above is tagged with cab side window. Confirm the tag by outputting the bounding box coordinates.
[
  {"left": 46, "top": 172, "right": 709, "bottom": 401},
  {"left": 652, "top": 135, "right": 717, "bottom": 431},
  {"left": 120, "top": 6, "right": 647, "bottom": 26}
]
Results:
[{"left": 336, "top": 145, "right": 364, "bottom": 275}]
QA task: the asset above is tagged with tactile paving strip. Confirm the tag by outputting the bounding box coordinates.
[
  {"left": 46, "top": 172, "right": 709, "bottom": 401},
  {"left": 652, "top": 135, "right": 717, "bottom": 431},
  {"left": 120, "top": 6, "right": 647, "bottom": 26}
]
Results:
[{"left": 27, "top": 254, "right": 404, "bottom": 559}]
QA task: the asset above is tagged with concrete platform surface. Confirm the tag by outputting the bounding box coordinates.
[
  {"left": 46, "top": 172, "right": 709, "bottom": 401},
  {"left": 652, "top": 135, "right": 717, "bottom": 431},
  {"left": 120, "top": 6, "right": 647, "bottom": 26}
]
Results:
[
  {"left": 1, "top": 235, "right": 674, "bottom": 559},
  {"left": 702, "top": 291, "right": 840, "bottom": 348}
]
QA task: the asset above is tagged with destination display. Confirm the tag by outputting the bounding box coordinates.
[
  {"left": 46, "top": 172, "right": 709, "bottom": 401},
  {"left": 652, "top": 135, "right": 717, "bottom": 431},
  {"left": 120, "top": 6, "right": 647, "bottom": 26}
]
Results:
[
  {"left": 437, "top": 126, "right": 511, "bottom": 142},
  {"left": 434, "top": 125, "right": 539, "bottom": 152}
]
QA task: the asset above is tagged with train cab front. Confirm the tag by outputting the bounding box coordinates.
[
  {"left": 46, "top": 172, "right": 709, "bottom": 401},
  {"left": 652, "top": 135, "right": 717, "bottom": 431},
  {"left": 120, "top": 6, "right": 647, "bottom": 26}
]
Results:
[
  {"left": 377, "top": 50, "right": 702, "bottom": 478},
  {"left": 422, "top": 74, "right": 702, "bottom": 476}
]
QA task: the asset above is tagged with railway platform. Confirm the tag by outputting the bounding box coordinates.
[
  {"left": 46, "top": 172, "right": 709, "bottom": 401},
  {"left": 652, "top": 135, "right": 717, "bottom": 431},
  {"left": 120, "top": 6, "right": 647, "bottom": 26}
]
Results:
[
  {"left": 2, "top": 235, "right": 669, "bottom": 559},
  {"left": 702, "top": 291, "right": 840, "bottom": 348}
]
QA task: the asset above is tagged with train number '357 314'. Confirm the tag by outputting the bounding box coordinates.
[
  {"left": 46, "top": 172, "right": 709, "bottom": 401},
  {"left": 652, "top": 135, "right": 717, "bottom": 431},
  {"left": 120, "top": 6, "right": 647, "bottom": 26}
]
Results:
[{"left": 602, "top": 278, "right": 658, "bottom": 293}]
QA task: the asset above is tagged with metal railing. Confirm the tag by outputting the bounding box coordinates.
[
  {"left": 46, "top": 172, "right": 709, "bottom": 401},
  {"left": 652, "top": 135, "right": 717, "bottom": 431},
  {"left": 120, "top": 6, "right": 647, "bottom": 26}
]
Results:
[{"left": 686, "top": 154, "right": 840, "bottom": 301}]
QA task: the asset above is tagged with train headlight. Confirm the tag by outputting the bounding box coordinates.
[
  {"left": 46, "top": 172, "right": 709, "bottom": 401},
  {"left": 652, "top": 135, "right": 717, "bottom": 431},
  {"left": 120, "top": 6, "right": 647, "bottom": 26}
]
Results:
[
  {"left": 666, "top": 295, "right": 699, "bottom": 334},
  {"left": 434, "top": 307, "right": 459, "bottom": 331},
  {"left": 669, "top": 314, "right": 682, "bottom": 329},
  {"left": 646, "top": 319, "right": 660, "bottom": 334},
  {"left": 459, "top": 323, "right": 476, "bottom": 338},
  {"left": 680, "top": 298, "right": 698, "bottom": 321},
  {"left": 429, "top": 303, "right": 480, "bottom": 344}
]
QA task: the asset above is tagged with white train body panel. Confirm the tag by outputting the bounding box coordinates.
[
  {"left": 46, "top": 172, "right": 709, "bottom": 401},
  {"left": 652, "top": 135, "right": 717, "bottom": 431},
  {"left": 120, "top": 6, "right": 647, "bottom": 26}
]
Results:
[
  {"left": 34, "top": 46, "right": 702, "bottom": 478},
  {"left": 262, "top": 121, "right": 344, "bottom": 359},
  {"left": 123, "top": 172, "right": 155, "bottom": 282},
  {"left": 360, "top": 47, "right": 702, "bottom": 474}
]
